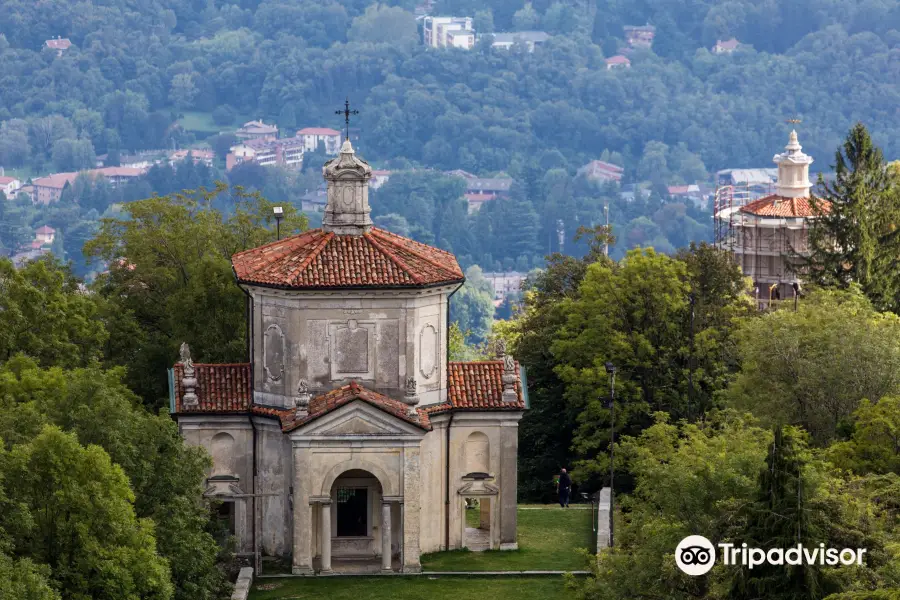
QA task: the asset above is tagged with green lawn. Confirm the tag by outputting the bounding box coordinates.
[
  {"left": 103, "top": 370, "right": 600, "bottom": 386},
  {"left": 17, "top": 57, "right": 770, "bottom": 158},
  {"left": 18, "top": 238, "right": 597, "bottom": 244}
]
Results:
[
  {"left": 420, "top": 506, "right": 594, "bottom": 572},
  {"left": 177, "top": 111, "right": 242, "bottom": 134},
  {"left": 249, "top": 576, "right": 570, "bottom": 600}
]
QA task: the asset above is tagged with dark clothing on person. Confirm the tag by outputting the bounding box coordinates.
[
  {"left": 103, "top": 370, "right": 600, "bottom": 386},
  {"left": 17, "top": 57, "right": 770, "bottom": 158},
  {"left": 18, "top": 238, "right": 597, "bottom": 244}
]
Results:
[{"left": 558, "top": 472, "right": 572, "bottom": 507}]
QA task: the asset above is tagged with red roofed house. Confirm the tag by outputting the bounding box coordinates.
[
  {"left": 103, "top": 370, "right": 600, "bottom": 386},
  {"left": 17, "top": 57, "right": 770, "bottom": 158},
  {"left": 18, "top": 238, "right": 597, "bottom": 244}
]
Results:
[
  {"left": 715, "top": 130, "right": 830, "bottom": 306},
  {"left": 713, "top": 38, "right": 740, "bottom": 54},
  {"left": 32, "top": 172, "right": 78, "bottom": 204},
  {"left": 236, "top": 120, "right": 278, "bottom": 141},
  {"left": 605, "top": 55, "right": 631, "bottom": 70},
  {"left": 34, "top": 225, "right": 56, "bottom": 245},
  {"left": 577, "top": 160, "right": 624, "bottom": 183},
  {"left": 0, "top": 176, "right": 22, "bottom": 198},
  {"left": 169, "top": 138, "right": 526, "bottom": 573},
  {"left": 297, "top": 127, "right": 342, "bottom": 155},
  {"left": 45, "top": 36, "right": 72, "bottom": 55}
]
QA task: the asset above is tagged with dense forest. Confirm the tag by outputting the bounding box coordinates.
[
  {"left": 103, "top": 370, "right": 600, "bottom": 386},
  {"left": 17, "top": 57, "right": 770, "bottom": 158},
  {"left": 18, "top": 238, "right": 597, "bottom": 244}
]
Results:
[{"left": 3, "top": 0, "right": 900, "bottom": 271}]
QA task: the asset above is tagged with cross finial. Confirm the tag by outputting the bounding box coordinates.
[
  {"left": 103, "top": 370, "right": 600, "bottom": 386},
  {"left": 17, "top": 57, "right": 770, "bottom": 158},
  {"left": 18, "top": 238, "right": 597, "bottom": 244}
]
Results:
[
  {"left": 335, "top": 98, "right": 359, "bottom": 141},
  {"left": 785, "top": 118, "right": 802, "bottom": 125}
]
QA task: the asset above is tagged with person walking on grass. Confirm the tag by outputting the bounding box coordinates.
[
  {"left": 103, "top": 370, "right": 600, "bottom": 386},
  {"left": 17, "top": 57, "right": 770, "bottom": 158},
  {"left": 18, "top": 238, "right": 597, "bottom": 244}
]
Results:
[{"left": 557, "top": 468, "right": 571, "bottom": 508}]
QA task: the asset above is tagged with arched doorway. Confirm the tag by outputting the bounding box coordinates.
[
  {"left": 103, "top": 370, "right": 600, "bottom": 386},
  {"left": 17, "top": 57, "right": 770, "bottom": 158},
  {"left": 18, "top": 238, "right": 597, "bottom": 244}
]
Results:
[
  {"left": 315, "top": 468, "right": 399, "bottom": 574},
  {"left": 331, "top": 469, "right": 381, "bottom": 550}
]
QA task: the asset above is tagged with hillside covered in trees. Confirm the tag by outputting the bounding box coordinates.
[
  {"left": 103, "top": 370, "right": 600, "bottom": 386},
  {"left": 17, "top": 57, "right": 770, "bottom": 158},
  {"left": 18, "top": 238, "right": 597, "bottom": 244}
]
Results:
[{"left": 2, "top": 0, "right": 900, "bottom": 272}]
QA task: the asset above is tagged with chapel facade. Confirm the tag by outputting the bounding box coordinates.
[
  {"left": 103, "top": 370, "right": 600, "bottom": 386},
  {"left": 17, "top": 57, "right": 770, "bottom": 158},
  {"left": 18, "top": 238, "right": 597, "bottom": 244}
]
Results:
[{"left": 168, "top": 139, "right": 525, "bottom": 574}]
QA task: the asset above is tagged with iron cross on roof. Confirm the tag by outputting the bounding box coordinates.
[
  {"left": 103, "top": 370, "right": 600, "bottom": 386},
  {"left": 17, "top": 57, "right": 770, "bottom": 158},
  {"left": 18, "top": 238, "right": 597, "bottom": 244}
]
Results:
[{"left": 335, "top": 98, "right": 359, "bottom": 141}]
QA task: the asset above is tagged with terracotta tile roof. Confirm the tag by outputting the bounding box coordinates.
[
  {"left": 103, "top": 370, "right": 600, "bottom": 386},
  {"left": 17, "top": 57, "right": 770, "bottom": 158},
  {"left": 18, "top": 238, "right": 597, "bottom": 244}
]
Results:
[
  {"left": 740, "top": 194, "right": 831, "bottom": 218},
  {"left": 232, "top": 227, "right": 464, "bottom": 289},
  {"left": 45, "top": 38, "right": 72, "bottom": 50},
  {"left": 33, "top": 172, "right": 78, "bottom": 189},
  {"left": 606, "top": 55, "right": 631, "bottom": 65},
  {"left": 173, "top": 363, "right": 253, "bottom": 413},
  {"left": 445, "top": 361, "right": 525, "bottom": 410},
  {"left": 283, "top": 381, "right": 432, "bottom": 431}
]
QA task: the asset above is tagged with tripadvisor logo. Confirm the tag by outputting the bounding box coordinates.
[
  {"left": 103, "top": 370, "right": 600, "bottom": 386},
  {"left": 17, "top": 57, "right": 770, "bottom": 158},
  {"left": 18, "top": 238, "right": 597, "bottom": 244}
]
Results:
[{"left": 675, "top": 536, "right": 868, "bottom": 576}]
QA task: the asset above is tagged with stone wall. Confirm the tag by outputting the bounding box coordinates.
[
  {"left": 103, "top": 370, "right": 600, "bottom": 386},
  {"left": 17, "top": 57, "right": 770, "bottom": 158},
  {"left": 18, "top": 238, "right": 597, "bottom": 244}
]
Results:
[
  {"left": 246, "top": 285, "right": 457, "bottom": 409},
  {"left": 597, "top": 487, "right": 611, "bottom": 552},
  {"left": 178, "top": 415, "right": 255, "bottom": 553},
  {"left": 231, "top": 567, "right": 253, "bottom": 600}
]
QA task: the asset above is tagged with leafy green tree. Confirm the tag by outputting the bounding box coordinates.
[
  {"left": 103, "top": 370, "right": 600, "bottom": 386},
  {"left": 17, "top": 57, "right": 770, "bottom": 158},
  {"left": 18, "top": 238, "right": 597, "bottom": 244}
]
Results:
[
  {"left": 512, "top": 253, "right": 595, "bottom": 501},
  {"left": 571, "top": 411, "right": 772, "bottom": 600},
  {"left": 827, "top": 396, "right": 900, "bottom": 476},
  {"left": 0, "top": 257, "right": 108, "bottom": 368},
  {"left": 85, "top": 184, "right": 308, "bottom": 406},
  {"left": 3, "top": 426, "right": 174, "bottom": 600},
  {"left": 348, "top": 4, "right": 417, "bottom": 47},
  {"left": 513, "top": 2, "right": 540, "bottom": 30},
  {"left": 170, "top": 73, "right": 198, "bottom": 110},
  {"left": 726, "top": 287, "right": 900, "bottom": 444},
  {"left": 0, "top": 552, "right": 59, "bottom": 600},
  {"left": 0, "top": 356, "right": 230, "bottom": 600},
  {"left": 450, "top": 265, "right": 495, "bottom": 344},
  {"left": 806, "top": 123, "right": 900, "bottom": 311}
]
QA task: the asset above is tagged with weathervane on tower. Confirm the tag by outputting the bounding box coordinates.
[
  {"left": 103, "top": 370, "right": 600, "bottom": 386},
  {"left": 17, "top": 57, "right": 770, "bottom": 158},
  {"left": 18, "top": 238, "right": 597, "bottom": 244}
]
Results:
[{"left": 335, "top": 98, "right": 359, "bottom": 141}]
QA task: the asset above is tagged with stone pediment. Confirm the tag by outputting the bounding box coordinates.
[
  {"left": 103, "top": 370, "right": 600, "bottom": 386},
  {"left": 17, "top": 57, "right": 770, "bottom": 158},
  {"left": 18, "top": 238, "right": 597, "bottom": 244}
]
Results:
[{"left": 293, "top": 400, "right": 425, "bottom": 438}]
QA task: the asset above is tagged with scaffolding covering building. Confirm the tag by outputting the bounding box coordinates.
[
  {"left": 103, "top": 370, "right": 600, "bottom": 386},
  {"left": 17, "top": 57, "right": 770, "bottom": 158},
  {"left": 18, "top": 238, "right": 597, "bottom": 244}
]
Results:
[{"left": 714, "top": 130, "right": 830, "bottom": 308}]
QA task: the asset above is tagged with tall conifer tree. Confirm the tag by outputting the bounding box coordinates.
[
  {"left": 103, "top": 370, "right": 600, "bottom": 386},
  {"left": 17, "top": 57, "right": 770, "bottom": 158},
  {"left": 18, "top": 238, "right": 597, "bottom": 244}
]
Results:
[
  {"left": 731, "top": 427, "right": 824, "bottom": 600},
  {"left": 806, "top": 123, "right": 900, "bottom": 311}
]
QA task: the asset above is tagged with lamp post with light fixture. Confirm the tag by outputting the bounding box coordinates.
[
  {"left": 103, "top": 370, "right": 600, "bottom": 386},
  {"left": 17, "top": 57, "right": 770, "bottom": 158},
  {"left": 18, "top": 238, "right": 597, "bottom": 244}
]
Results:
[{"left": 273, "top": 206, "right": 283, "bottom": 240}]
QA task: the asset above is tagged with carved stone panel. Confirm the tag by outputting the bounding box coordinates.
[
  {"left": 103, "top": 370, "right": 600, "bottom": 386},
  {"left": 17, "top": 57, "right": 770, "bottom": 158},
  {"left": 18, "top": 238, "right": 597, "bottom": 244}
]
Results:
[
  {"left": 264, "top": 324, "right": 285, "bottom": 382},
  {"left": 419, "top": 322, "right": 438, "bottom": 379},
  {"left": 376, "top": 320, "right": 399, "bottom": 388},
  {"left": 335, "top": 320, "right": 368, "bottom": 373},
  {"left": 328, "top": 320, "right": 376, "bottom": 381}
]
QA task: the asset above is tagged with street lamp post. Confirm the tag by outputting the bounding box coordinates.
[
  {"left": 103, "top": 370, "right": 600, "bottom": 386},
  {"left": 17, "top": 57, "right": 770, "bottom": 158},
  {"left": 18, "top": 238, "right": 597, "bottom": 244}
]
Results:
[
  {"left": 605, "top": 361, "right": 616, "bottom": 547},
  {"left": 688, "top": 292, "right": 695, "bottom": 421},
  {"left": 273, "top": 206, "right": 284, "bottom": 240}
]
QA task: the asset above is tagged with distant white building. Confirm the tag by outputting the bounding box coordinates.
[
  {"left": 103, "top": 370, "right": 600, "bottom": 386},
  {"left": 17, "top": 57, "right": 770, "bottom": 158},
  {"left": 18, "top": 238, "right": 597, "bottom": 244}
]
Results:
[
  {"left": 423, "top": 16, "right": 474, "bottom": 48},
  {"left": 297, "top": 128, "right": 342, "bottom": 155},
  {"left": 488, "top": 31, "right": 550, "bottom": 52},
  {"left": 226, "top": 137, "right": 305, "bottom": 171},
  {"left": 370, "top": 170, "right": 392, "bottom": 190},
  {"left": 0, "top": 176, "right": 22, "bottom": 198},
  {"left": 482, "top": 271, "right": 527, "bottom": 305}
]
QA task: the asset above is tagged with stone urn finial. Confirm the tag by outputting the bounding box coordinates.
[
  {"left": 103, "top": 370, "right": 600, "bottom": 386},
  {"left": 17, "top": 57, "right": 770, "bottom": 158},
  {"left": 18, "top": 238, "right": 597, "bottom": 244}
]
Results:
[
  {"left": 403, "top": 376, "right": 419, "bottom": 416},
  {"left": 500, "top": 344, "right": 518, "bottom": 404},
  {"left": 296, "top": 379, "right": 311, "bottom": 418},
  {"left": 179, "top": 342, "right": 198, "bottom": 407}
]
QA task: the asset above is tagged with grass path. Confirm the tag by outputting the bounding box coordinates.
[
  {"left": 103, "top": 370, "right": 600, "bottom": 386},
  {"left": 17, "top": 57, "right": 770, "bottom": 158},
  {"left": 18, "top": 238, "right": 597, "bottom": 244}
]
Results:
[
  {"left": 249, "top": 576, "right": 571, "bottom": 600},
  {"left": 421, "top": 506, "right": 594, "bottom": 572}
]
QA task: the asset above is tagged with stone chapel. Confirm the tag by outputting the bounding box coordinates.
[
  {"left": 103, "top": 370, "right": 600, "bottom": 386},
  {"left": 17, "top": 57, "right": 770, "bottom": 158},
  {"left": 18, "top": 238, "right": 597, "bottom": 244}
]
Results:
[{"left": 168, "top": 139, "right": 526, "bottom": 574}]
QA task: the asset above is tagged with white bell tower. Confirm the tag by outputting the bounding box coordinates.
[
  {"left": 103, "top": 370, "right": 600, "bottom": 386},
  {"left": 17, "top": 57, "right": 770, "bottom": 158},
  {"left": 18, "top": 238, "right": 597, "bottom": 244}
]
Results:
[{"left": 773, "top": 130, "right": 814, "bottom": 198}]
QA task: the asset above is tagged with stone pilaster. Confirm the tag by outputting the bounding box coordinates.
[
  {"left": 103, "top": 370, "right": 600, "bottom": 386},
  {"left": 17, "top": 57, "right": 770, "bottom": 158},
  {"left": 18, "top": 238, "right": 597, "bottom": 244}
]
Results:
[
  {"left": 401, "top": 446, "right": 422, "bottom": 572},
  {"left": 320, "top": 500, "right": 333, "bottom": 574},
  {"left": 499, "top": 422, "right": 519, "bottom": 549},
  {"left": 291, "top": 445, "right": 313, "bottom": 574},
  {"left": 381, "top": 502, "right": 393, "bottom": 572}
]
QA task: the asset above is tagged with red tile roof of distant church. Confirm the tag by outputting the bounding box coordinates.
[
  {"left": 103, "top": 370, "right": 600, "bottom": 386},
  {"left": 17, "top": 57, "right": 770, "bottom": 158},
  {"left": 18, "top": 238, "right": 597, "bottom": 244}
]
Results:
[
  {"left": 281, "top": 381, "right": 432, "bottom": 432},
  {"left": 231, "top": 227, "right": 464, "bottom": 289},
  {"left": 740, "top": 194, "right": 830, "bottom": 218}
]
